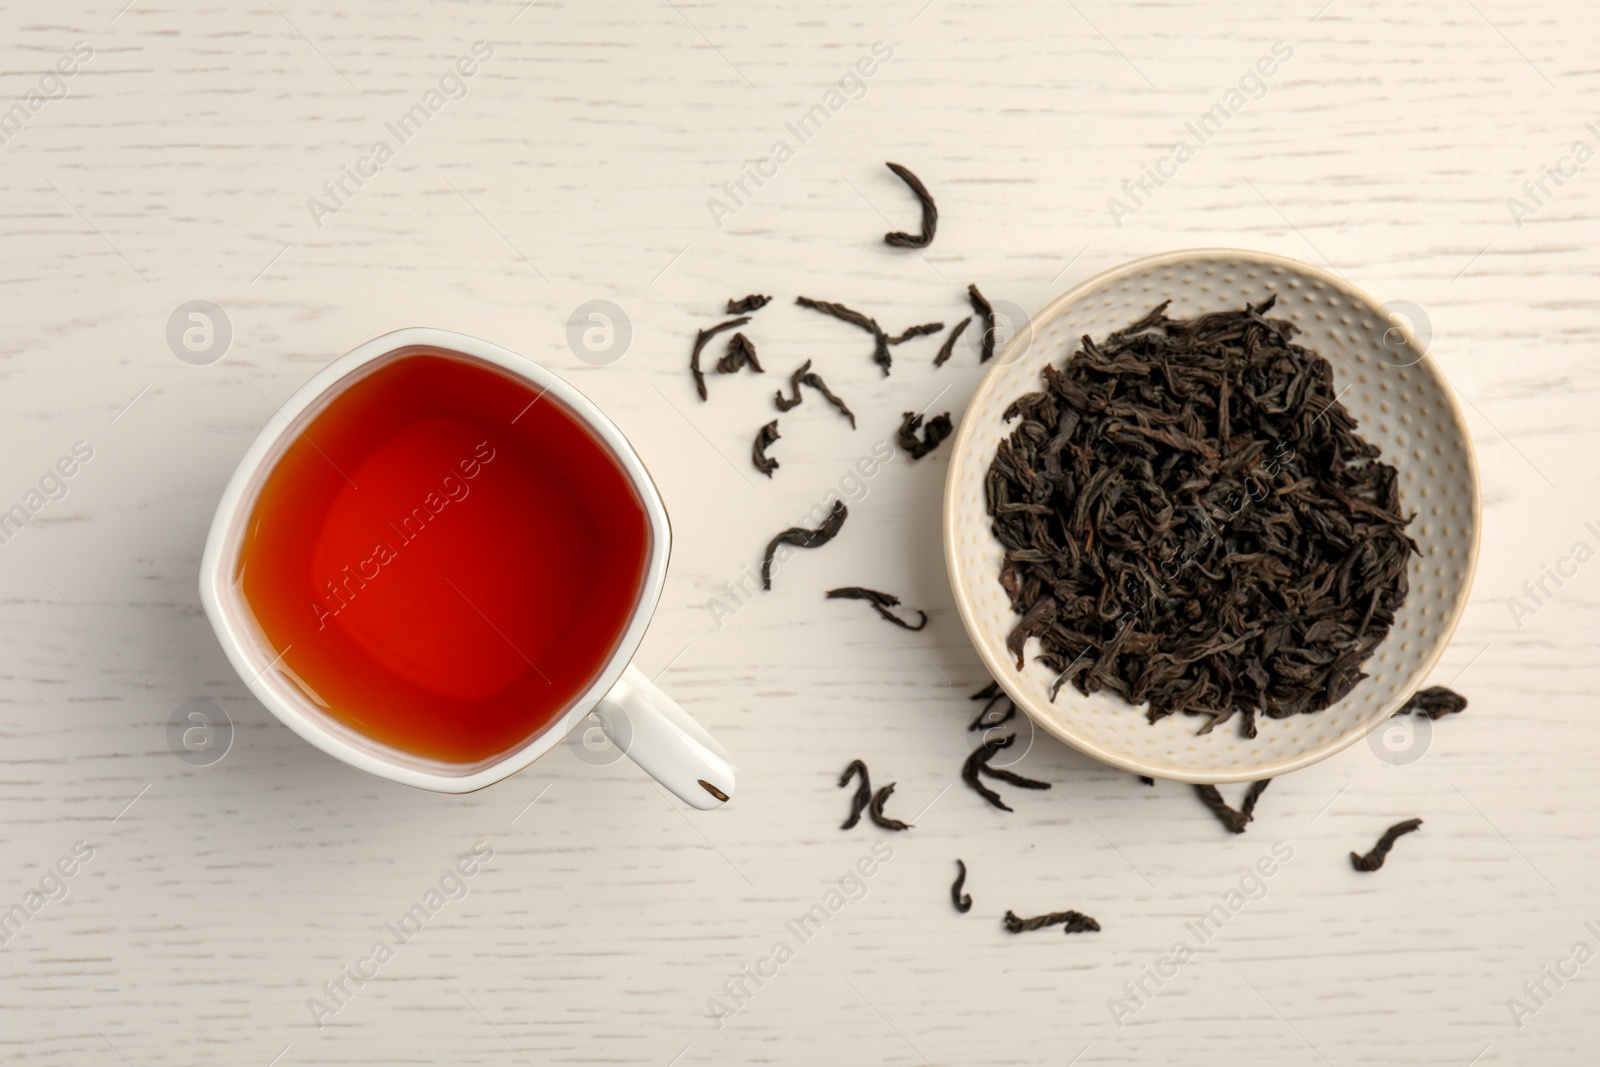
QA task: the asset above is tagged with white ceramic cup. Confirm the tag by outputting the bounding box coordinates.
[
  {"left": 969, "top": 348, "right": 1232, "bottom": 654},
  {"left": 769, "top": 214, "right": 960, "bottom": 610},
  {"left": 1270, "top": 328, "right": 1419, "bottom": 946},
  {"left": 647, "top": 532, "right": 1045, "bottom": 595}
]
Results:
[{"left": 198, "top": 327, "right": 736, "bottom": 809}]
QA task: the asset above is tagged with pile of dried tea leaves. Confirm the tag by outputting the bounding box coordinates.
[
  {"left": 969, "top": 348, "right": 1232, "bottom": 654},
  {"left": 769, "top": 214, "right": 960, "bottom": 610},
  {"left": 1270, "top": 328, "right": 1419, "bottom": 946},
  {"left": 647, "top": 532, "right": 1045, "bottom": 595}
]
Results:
[{"left": 987, "top": 297, "right": 1417, "bottom": 738}]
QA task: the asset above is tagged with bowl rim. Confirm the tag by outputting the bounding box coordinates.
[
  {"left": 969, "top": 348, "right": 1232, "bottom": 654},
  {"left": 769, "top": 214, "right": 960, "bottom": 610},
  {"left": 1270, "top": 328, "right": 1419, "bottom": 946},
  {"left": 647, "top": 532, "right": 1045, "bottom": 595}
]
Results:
[{"left": 941, "top": 246, "right": 1483, "bottom": 783}]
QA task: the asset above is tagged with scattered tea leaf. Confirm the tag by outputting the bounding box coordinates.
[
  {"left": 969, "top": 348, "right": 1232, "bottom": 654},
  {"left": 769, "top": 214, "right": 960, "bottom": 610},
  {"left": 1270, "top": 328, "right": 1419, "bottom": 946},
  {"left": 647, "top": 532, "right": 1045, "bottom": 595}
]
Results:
[
  {"left": 1138, "top": 776, "right": 1155, "bottom": 786},
  {"left": 775, "top": 361, "right": 809, "bottom": 412},
  {"left": 961, "top": 734, "right": 1047, "bottom": 810},
  {"left": 1003, "top": 909, "right": 1100, "bottom": 934},
  {"left": 1351, "top": 817, "right": 1423, "bottom": 872},
  {"left": 838, "top": 759, "right": 872, "bottom": 830},
  {"left": 868, "top": 782, "right": 912, "bottom": 831},
  {"left": 883, "top": 162, "right": 938, "bottom": 249},
  {"left": 968, "top": 284, "right": 996, "bottom": 363},
  {"left": 962, "top": 735, "right": 1014, "bottom": 811},
  {"left": 968, "top": 681, "right": 1016, "bottom": 731},
  {"left": 773, "top": 359, "right": 857, "bottom": 428},
  {"left": 951, "top": 859, "right": 973, "bottom": 913},
  {"left": 934, "top": 316, "right": 972, "bottom": 367},
  {"left": 1194, "top": 780, "right": 1271, "bottom": 834},
  {"left": 716, "top": 332, "right": 763, "bottom": 374},
  {"left": 761, "top": 501, "right": 848, "bottom": 590},
  {"left": 726, "top": 294, "right": 772, "bottom": 314},
  {"left": 826, "top": 586, "right": 928, "bottom": 631},
  {"left": 897, "top": 411, "right": 954, "bottom": 460},
  {"left": 797, "top": 296, "right": 893, "bottom": 375},
  {"left": 689, "top": 315, "right": 751, "bottom": 401},
  {"left": 752, "top": 419, "right": 781, "bottom": 477},
  {"left": 1392, "top": 686, "right": 1467, "bottom": 719},
  {"left": 801, "top": 369, "right": 856, "bottom": 428},
  {"left": 887, "top": 322, "right": 945, "bottom": 345}
]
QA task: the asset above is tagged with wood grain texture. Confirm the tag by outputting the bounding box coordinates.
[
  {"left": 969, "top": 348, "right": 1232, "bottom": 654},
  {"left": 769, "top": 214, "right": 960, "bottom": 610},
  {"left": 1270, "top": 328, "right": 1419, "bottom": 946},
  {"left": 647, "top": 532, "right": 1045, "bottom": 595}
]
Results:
[{"left": 1, "top": 0, "right": 1598, "bottom": 1064}]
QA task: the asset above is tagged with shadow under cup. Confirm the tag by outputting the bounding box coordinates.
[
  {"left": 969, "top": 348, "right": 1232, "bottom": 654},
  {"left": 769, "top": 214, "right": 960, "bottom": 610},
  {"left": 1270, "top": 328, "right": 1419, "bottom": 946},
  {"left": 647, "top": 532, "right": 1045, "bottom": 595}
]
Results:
[{"left": 229, "top": 349, "right": 653, "bottom": 772}]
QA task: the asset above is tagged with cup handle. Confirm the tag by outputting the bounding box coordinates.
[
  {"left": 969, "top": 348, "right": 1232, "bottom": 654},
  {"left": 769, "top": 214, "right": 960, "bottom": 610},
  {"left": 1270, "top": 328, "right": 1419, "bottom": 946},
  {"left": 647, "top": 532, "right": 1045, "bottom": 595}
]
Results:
[{"left": 598, "top": 663, "right": 735, "bottom": 810}]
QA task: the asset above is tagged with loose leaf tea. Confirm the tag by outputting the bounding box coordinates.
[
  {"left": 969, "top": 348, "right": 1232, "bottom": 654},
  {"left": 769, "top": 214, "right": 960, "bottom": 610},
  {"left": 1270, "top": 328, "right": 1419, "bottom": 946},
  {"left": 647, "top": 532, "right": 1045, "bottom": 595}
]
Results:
[
  {"left": 883, "top": 162, "right": 938, "bottom": 249},
  {"left": 887, "top": 322, "right": 945, "bottom": 345},
  {"left": 987, "top": 297, "right": 1416, "bottom": 738},
  {"left": 1351, "top": 818, "right": 1423, "bottom": 872},
  {"left": 773, "top": 359, "right": 857, "bottom": 428},
  {"left": 1003, "top": 909, "right": 1101, "bottom": 934},
  {"left": 803, "top": 373, "right": 856, "bottom": 428},
  {"left": 716, "top": 333, "right": 763, "bottom": 374},
  {"left": 1194, "top": 780, "right": 1271, "bottom": 834},
  {"left": 689, "top": 315, "right": 752, "bottom": 401},
  {"left": 968, "top": 284, "right": 997, "bottom": 363},
  {"left": 761, "top": 501, "right": 849, "bottom": 590},
  {"left": 726, "top": 294, "right": 772, "bottom": 314},
  {"left": 838, "top": 759, "right": 872, "bottom": 830},
  {"left": 897, "top": 411, "right": 955, "bottom": 460},
  {"left": 951, "top": 859, "right": 973, "bottom": 913},
  {"left": 752, "top": 419, "right": 781, "bottom": 477},
  {"left": 826, "top": 586, "right": 928, "bottom": 631},
  {"left": 961, "top": 734, "right": 1048, "bottom": 811},
  {"left": 1138, "top": 776, "right": 1155, "bottom": 786},
  {"left": 968, "top": 681, "right": 1017, "bottom": 731},
  {"left": 1393, "top": 685, "right": 1468, "bottom": 719},
  {"left": 868, "top": 782, "right": 912, "bottom": 831},
  {"left": 797, "top": 296, "right": 893, "bottom": 375},
  {"left": 774, "top": 362, "right": 808, "bottom": 412},
  {"left": 934, "top": 316, "right": 972, "bottom": 367},
  {"left": 962, "top": 736, "right": 1015, "bottom": 811}
]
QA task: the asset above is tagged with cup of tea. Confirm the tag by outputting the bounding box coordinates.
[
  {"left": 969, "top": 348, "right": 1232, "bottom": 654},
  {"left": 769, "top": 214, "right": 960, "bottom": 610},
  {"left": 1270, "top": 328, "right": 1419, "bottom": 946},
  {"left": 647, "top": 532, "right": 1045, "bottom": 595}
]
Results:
[{"left": 199, "top": 327, "right": 735, "bottom": 808}]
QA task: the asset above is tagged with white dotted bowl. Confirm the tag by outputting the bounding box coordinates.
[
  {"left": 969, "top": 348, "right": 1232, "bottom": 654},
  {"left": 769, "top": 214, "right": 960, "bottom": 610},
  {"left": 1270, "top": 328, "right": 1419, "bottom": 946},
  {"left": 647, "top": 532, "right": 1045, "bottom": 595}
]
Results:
[{"left": 943, "top": 249, "right": 1481, "bottom": 783}]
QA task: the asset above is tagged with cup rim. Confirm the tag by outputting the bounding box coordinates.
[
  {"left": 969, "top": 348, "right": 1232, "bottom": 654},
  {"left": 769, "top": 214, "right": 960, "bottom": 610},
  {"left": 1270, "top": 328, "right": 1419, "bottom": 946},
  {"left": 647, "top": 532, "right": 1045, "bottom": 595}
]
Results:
[
  {"left": 198, "top": 326, "right": 670, "bottom": 793},
  {"left": 941, "top": 247, "right": 1483, "bottom": 783}
]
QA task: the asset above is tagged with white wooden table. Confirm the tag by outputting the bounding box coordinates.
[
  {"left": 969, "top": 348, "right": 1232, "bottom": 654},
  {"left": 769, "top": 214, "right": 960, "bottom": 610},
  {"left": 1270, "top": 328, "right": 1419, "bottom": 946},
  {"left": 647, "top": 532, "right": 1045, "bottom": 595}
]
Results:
[{"left": 2, "top": 1, "right": 1596, "bottom": 1063}]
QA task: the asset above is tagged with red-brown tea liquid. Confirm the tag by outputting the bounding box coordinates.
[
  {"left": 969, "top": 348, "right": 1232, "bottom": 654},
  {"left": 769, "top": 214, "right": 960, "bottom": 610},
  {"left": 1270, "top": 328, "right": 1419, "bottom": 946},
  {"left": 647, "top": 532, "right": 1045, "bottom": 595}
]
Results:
[{"left": 239, "top": 351, "right": 651, "bottom": 764}]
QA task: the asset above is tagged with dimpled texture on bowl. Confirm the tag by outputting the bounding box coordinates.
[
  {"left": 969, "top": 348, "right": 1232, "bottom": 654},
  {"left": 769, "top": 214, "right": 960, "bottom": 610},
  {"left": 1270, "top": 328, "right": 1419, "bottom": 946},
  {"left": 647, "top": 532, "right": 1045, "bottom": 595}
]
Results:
[{"left": 944, "top": 250, "right": 1480, "bottom": 783}]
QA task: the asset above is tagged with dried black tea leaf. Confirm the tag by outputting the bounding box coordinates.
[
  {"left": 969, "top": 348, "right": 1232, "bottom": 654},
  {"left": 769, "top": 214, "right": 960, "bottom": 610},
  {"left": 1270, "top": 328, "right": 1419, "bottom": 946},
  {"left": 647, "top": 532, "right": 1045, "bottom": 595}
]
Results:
[
  {"left": 968, "top": 681, "right": 1016, "bottom": 731},
  {"left": 761, "top": 501, "right": 848, "bottom": 590},
  {"left": 897, "top": 411, "right": 954, "bottom": 460},
  {"left": 726, "top": 294, "right": 772, "bottom": 314},
  {"left": 774, "top": 359, "right": 856, "bottom": 427},
  {"left": 887, "top": 322, "right": 945, "bottom": 345},
  {"left": 1351, "top": 818, "right": 1423, "bottom": 872},
  {"left": 961, "top": 734, "right": 1046, "bottom": 810},
  {"left": 826, "top": 586, "right": 928, "bottom": 631},
  {"left": 795, "top": 295, "right": 876, "bottom": 333},
  {"left": 801, "top": 370, "right": 856, "bottom": 428},
  {"left": 981, "top": 763, "right": 1050, "bottom": 791},
  {"left": 868, "top": 782, "right": 912, "bottom": 831},
  {"left": 775, "top": 361, "right": 809, "bottom": 412},
  {"left": 796, "top": 295, "right": 893, "bottom": 375},
  {"left": 1392, "top": 686, "right": 1467, "bottom": 720},
  {"left": 1194, "top": 780, "right": 1271, "bottom": 834},
  {"left": 1003, "top": 909, "right": 1100, "bottom": 934},
  {"left": 1138, "top": 776, "right": 1155, "bottom": 786},
  {"left": 838, "top": 759, "right": 872, "bottom": 830},
  {"left": 968, "top": 284, "right": 996, "bottom": 363},
  {"left": 716, "top": 332, "right": 763, "bottom": 374},
  {"left": 951, "top": 859, "right": 972, "bottom": 913},
  {"left": 986, "top": 297, "right": 1417, "bottom": 738},
  {"left": 883, "top": 162, "right": 938, "bottom": 249},
  {"left": 689, "top": 315, "right": 751, "bottom": 401},
  {"left": 962, "top": 735, "right": 1015, "bottom": 811},
  {"left": 752, "top": 419, "right": 781, "bottom": 477},
  {"left": 1238, "top": 778, "right": 1271, "bottom": 822},
  {"left": 934, "top": 316, "right": 972, "bottom": 367}
]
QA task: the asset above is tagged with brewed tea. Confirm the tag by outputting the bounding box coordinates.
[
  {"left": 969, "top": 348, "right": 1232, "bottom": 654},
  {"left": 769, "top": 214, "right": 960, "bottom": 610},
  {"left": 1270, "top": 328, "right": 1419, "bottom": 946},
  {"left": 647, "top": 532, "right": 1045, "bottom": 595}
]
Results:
[{"left": 239, "top": 351, "right": 651, "bottom": 765}]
